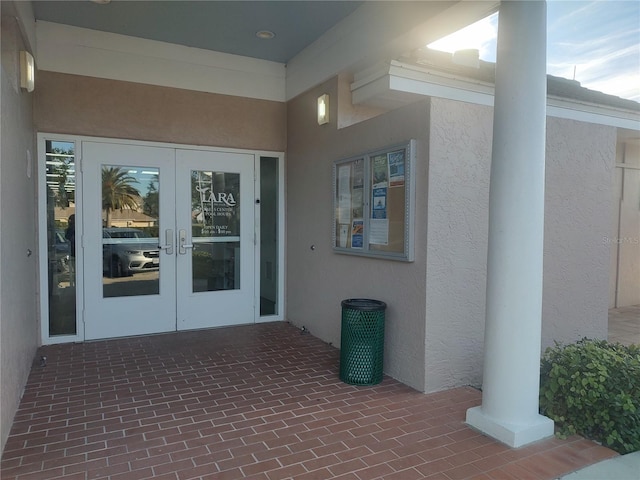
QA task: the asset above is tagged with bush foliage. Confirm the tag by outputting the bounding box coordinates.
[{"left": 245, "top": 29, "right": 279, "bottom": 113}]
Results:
[{"left": 540, "top": 338, "right": 640, "bottom": 454}]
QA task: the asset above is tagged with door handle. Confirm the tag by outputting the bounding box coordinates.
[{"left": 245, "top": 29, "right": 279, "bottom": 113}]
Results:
[
  {"left": 178, "top": 229, "right": 194, "bottom": 255},
  {"left": 158, "top": 229, "right": 173, "bottom": 255}
]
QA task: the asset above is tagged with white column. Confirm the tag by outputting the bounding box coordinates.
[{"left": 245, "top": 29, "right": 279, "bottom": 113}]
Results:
[{"left": 466, "top": 0, "right": 554, "bottom": 448}]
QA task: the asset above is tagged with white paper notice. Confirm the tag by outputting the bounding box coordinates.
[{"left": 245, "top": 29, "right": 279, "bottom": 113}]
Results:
[
  {"left": 338, "top": 165, "right": 351, "bottom": 224},
  {"left": 339, "top": 224, "right": 349, "bottom": 247},
  {"left": 369, "top": 218, "right": 389, "bottom": 245}
]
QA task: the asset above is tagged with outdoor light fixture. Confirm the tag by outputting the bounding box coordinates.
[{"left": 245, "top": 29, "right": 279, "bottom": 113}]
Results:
[
  {"left": 19, "top": 51, "right": 35, "bottom": 92},
  {"left": 317, "top": 94, "right": 329, "bottom": 125}
]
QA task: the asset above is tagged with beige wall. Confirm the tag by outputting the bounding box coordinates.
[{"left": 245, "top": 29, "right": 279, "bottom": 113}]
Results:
[
  {"left": 1, "top": 12, "right": 39, "bottom": 452},
  {"left": 426, "top": 98, "right": 492, "bottom": 392},
  {"left": 286, "top": 77, "right": 430, "bottom": 391},
  {"left": 288, "top": 89, "right": 617, "bottom": 394},
  {"left": 543, "top": 117, "right": 616, "bottom": 344},
  {"left": 427, "top": 98, "right": 616, "bottom": 392},
  {"left": 35, "top": 71, "right": 286, "bottom": 152}
]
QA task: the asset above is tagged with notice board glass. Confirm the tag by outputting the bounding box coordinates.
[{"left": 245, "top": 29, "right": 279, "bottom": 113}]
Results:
[{"left": 333, "top": 140, "right": 415, "bottom": 261}]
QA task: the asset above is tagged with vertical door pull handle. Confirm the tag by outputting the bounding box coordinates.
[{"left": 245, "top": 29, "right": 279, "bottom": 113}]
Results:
[{"left": 158, "top": 229, "right": 174, "bottom": 255}]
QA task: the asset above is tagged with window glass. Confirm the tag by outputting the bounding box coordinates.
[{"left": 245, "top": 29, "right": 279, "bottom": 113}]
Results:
[{"left": 45, "top": 140, "right": 77, "bottom": 335}]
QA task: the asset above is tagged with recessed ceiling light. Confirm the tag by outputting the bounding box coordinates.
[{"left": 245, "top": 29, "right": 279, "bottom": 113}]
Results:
[{"left": 256, "top": 30, "right": 276, "bottom": 40}]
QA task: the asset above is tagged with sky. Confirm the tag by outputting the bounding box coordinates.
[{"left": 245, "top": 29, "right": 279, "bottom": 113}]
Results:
[{"left": 427, "top": 1, "right": 640, "bottom": 102}]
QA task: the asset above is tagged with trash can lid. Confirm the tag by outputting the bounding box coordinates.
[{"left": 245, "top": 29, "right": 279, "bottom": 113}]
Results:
[{"left": 341, "top": 298, "right": 387, "bottom": 311}]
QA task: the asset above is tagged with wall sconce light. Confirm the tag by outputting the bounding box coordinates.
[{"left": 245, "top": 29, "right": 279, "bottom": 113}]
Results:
[
  {"left": 317, "top": 94, "right": 329, "bottom": 125},
  {"left": 20, "top": 51, "right": 35, "bottom": 92}
]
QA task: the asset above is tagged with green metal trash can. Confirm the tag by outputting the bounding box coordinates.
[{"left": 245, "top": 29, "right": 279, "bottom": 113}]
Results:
[{"left": 339, "top": 298, "right": 386, "bottom": 386}]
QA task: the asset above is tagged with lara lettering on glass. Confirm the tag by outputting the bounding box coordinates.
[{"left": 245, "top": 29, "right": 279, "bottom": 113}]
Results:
[{"left": 192, "top": 171, "right": 240, "bottom": 237}]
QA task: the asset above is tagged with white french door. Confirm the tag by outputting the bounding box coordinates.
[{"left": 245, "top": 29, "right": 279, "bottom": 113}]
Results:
[
  {"left": 175, "top": 149, "right": 255, "bottom": 330},
  {"left": 83, "top": 142, "right": 255, "bottom": 340}
]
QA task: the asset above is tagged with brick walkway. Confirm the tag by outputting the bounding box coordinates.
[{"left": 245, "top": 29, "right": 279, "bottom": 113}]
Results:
[{"left": 1, "top": 322, "right": 617, "bottom": 480}]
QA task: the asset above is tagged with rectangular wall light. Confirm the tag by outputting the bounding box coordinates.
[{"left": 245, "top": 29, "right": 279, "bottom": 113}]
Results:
[
  {"left": 317, "top": 94, "right": 329, "bottom": 125},
  {"left": 20, "top": 51, "right": 35, "bottom": 92}
]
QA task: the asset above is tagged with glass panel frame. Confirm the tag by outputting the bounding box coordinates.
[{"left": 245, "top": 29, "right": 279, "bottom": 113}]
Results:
[
  {"left": 259, "top": 157, "right": 279, "bottom": 316},
  {"left": 332, "top": 140, "right": 416, "bottom": 262},
  {"left": 39, "top": 134, "right": 85, "bottom": 343},
  {"left": 44, "top": 140, "right": 78, "bottom": 336}
]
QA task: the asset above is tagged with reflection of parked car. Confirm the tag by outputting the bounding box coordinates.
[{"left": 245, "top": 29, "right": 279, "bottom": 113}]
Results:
[{"left": 103, "top": 228, "right": 160, "bottom": 277}]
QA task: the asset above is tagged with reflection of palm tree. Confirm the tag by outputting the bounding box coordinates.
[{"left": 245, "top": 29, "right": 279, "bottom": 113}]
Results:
[{"left": 102, "top": 167, "right": 140, "bottom": 227}]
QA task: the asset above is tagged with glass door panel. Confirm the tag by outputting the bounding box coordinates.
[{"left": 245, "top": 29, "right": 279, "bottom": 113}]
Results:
[
  {"left": 101, "top": 165, "right": 160, "bottom": 298},
  {"left": 45, "top": 140, "right": 77, "bottom": 336},
  {"left": 260, "top": 157, "right": 279, "bottom": 316},
  {"left": 192, "top": 242, "right": 240, "bottom": 292},
  {"left": 191, "top": 170, "right": 241, "bottom": 292}
]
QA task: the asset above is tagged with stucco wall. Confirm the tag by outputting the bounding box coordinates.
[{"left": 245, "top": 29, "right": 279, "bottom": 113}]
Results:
[
  {"left": 288, "top": 92, "right": 616, "bottom": 394},
  {"left": 1, "top": 13, "right": 39, "bottom": 452},
  {"left": 34, "top": 71, "right": 286, "bottom": 152},
  {"left": 286, "top": 77, "right": 430, "bottom": 391},
  {"left": 543, "top": 117, "right": 616, "bottom": 344},
  {"left": 427, "top": 98, "right": 615, "bottom": 392},
  {"left": 426, "top": 98, "right": 492, "bottom": 392}
]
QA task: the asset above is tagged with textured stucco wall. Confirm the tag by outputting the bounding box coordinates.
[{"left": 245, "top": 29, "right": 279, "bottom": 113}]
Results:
[
  {"left": 542, "top": 117, "right": 616, "bottom": 345},
  {"left": 34, "top": 71, "right": 286, "bottom": 152},
  {"left": 0, "top": 13, "right": 39, "bottom": 453},
  {"left": 286, "top": 77, "right": 430, "bottom": 391},
  {"left": 427, "top": 98, "right": 616, "bottom": 392},
  {"left": 426, "top": 98, "right": 492, "bottom": 392}
]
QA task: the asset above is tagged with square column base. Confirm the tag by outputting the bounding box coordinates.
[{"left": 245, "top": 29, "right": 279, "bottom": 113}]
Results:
[{"left": 466, "top": 406, "right": 554, "bottom": 448}]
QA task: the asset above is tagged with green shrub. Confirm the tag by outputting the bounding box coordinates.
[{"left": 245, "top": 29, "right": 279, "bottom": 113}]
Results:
[{"left": 540, "top": 338, "right": 640, "bottom": 454}]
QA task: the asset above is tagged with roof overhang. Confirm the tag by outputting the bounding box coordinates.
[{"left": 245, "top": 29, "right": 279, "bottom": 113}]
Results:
[{"left": 352, "top": 60, "right": 640, "bottom": 131}]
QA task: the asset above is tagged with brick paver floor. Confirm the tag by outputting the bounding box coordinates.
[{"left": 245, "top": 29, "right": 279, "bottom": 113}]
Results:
[{"left": 1, "top": 322, "right": 618, "bottom": 480}]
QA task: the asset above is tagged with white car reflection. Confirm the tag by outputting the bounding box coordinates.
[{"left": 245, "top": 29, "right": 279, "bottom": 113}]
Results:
[{"left": 103, "top": 228, "right": 160, "bottom": 277}]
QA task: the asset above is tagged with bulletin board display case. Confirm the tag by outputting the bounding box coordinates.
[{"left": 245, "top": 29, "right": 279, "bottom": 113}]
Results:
[{"left": 332, "top": 140, "right": 415, "bottom": 261}]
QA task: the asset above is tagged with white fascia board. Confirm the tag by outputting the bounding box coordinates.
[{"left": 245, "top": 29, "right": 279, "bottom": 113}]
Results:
[
  {"left": 352, "top": 61, "right": 640, "bottom": 131},
  {"left": 547, "top": 98, "right": 640, "bottom": 131},
  {"left": 388, "top": 63, "right": 496, "bottom": 106},
  {"left": 14, "top": 1, "right": 37, "bottom": 54},
  {"left": 285, "top": 1, "right": 497, "bottom": 101},
  {"left": 35, "top": 21, "right": 286, "bottom": 102},
  {"left": 351, "top": 62, "right": 495, "bottom": 108}
]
